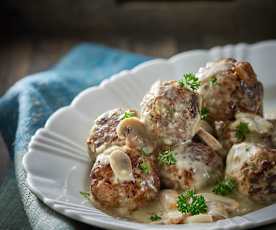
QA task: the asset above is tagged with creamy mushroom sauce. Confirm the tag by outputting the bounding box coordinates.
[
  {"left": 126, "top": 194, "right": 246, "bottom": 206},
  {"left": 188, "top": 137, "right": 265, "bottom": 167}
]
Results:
[
  {"left": 87, "top": 64, "right": 275, "bottom": 224},
  {"left": 93, "top": 187, "right": 265, "bottom": 224}
]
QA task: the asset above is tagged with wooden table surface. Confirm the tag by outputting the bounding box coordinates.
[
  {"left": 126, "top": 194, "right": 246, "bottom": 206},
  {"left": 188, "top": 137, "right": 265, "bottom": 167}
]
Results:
[{"left": 0, "top": 36, "right": 275, "bottom": 229}]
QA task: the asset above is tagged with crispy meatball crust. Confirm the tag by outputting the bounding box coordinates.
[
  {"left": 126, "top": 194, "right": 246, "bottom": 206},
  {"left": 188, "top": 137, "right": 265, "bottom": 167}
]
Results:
[
  {"left": 140, "top": 80, "right": 201, "bottom": 146},
  {"left": 226, "top": 143, "right": 276, "bottom": 203},
  {"left": 159, "top": 142, "right": 224, "bottom": 190},
  {"left": 86, "top": 108, "right": 138, "bottom": 159},
  {"left": 90, "top": 147, "right": 160, "bottom": 212},
  {"left": 198, "top": 58, "right": 263, "bottom": 123}
]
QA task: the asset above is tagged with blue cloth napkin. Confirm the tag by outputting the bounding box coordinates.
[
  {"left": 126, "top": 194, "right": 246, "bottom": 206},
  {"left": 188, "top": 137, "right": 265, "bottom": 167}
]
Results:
[{"left": 0, "top": 43, "right": 151, "bottom": 229}]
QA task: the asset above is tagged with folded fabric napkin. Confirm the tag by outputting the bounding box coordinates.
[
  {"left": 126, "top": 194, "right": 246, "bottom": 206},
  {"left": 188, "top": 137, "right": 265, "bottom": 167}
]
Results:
[{"left": 0, "top": 43, "right": 151, "bottom": 230}]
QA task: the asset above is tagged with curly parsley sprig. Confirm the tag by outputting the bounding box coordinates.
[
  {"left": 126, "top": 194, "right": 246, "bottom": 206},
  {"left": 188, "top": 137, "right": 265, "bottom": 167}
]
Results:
[
  {"left": 122, "top": 111, "right": 136, "bottom": 119},
  {"left": 150, "top": 214, "right": 161, "bottom": 221},
  {"left": 235, "top": 122, "right": 250, "bottom": 140},
  {"left": 200, "top": 107, "right": 209, "bottom": 120},
  {"left": 177, "top": 190, "right": 207, "bottom": 215},
  {"left": 178, "top": 73, "right": 200, "bottom": 91},
  {"left": 212, "top": 178, "right": 237, "bottom": 196},
  {"left": 80, "top": 191, "right": 90, "bottom": 200},
  {"left": 158, "top": 150, "right": 177, "bottom": 166},
  {"left": 139, "top": 161, "right": 151, "bottom": 174}
]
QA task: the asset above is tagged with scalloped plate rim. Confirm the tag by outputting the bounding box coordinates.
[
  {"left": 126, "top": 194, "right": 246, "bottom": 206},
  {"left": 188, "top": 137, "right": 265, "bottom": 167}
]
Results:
[{"left": 23, "top": 40, "right": 276, "bottom": 230}]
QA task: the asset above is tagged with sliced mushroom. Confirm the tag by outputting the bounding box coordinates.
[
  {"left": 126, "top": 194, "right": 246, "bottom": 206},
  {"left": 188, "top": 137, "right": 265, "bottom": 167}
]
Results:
[
  {"left": 185, "top": 214, "right": 214, "bottom": 223},
  {"left": 109, "top": 149, "right": 134, "bottom": 183},
  {"left": 197, "top": 127, "right": 224, "bottom": 156},
  {"left": 160, "top": 189, "right": 179, "bottom": 210},
  {"left": 116, "top": 117, "right": 156, "bottom": 154},
  {"left": 199, "top": 120, "right": 214, "bottom": 135},
  {"left": 161, "top": 210, "right": 186, "bottom": 224},
  {"left": 200, "top": 192, "right": 240, "bottom": 212}
]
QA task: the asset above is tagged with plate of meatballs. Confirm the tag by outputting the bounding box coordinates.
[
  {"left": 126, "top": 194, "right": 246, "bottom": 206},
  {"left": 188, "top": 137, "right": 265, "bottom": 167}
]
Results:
[{"left": 23, "top": 41, "right": 276, "bottom": 230}]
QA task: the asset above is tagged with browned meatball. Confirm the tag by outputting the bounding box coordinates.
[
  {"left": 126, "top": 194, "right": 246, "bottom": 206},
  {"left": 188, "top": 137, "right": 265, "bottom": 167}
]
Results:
[
  {"left": 86, "top": 108, "right": 138, "bottom": 159},
  {"left": 90, "top": 146, "right": 160, "bottom": 213},
  {"left": 140, "top": 80, "right": 201, "bottom": 146},
  {"left": 158, "top": 142, "right": 224, "bottom": 190},
  {"left": 197, "top": 58, "right": 263, "bottom": 123},
  {"left": 226, "top": 143, "right": 276, "bottom": 203}
]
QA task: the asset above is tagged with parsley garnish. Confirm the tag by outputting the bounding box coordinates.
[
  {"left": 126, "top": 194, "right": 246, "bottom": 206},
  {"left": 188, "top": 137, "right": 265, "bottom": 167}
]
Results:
[
  {"left": 158, "top": 150, "right": 177, "bottom": 166},
  {"left": 123, "top": 111, "right": 136, "bottom": 119},
  {"left": 177, "top": 190, "right": 207, "bottom": 215},
  {"left": 150, "top": 214, "right": 161, "bottom": 221},
  {"left": 212, "top": 178, "right": 236, "bottom": 196},
  {"left": 80, "top": 191, "right": 90, "bottom": 200},
  {"left": 178, "top": 73, "right": 200, "bottom": 91},
  {"left": 209, "top": 76, "right": 217, "bottom": 86},
  {"left": 200, "top": 107, "right": 209, "bottom": 120},
  {"left": 139, "top": 161, "right": 150, "bottom": 174},
  {"left": 235, "top": 122, "right": 250, "bottom": 140}
]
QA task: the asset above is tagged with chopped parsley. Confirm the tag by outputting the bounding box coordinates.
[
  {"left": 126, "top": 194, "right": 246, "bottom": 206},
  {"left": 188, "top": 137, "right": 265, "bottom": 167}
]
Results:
[
  {"left": 123, "top": 111, "right": 136, "bottom": 119},
  {"left": 235, "top": 122, "right": 250, "bottom": 140},
  {"left": 177, "top": 190, "right": 207, "bottom": 215},
  {"left": 158, "top": 150, "right": 177, "bottom": 166},
  {"left": 200, "top": 107, "right": 209, "bottom": 120},
  {"left": 178, "top": 73, "right": 200, "bottom": 91},
  {"left": 80, "top": 191, "right": 90, "bottom": 200},
  {"left": 212, "top": 178, "right": 236, "bottom": 196},
  {"left": 209, "top": 76, "right": 217, "bottom": 86},
  {"left": 150, "top": 214, "right": 161, "bottom": 221},
  {"left": 139, "top": 161, "right": 151, "bottom": 174}
]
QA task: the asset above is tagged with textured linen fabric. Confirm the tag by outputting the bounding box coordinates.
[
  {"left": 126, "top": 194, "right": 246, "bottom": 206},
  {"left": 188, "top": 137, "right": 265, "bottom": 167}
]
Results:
[{"left": 0, "top": 43, "right": 151, "bottom": 230}]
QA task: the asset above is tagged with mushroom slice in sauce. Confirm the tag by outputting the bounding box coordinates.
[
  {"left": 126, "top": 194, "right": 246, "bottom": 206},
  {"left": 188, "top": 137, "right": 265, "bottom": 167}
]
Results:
[
  {"left": 109, "top": 149, "right": 134, "bottom": 183},
  {"left": 116, "top": 117, "right": 156, "bottom": 154},
  {"left": 160, "top": 189, "right": 178, "bottom": 210},
  {"left": 197, "top": 127, "right": 224, "bottom": 156},
  {"left": 185, "top": 214, "right": 214, "bottom": 223},
  {"left": 200, "top": 192, "right": 240, "bottom": 219}
]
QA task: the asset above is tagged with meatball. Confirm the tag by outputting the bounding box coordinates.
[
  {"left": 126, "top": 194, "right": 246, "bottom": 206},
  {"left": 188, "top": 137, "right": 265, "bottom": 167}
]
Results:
[
  {"left": 269, "top": 119, "right": 276, "bottom": 148},
  {"left": 86, "top": 108, "right": 138, "bottom": 160},
  {"left": 90, "top": 146, "right": 160, "bottom": 213},
  {"left": 140, "top": 80, "right": 201, "bottom": 146},
  {"left": 158, "top": 142, "right": 224, "bottom": 190},
  {"left": 197, "top": 58, "right": 263, "bottom": 123},
  {"left": 226, "top": 142, "right": 276, "bottom": 203},
  {"left": 215, "top": 112, "right": 273, "bottom": 151}
]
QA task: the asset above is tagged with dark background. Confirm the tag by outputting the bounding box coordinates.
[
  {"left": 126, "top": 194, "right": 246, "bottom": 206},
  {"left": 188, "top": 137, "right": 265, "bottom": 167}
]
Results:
[
  {"left": 1, "top": 0, "right": 276, "bottom": 95},
  {"left": 0, "top": 0, "right": 276, "bottom": 229}
]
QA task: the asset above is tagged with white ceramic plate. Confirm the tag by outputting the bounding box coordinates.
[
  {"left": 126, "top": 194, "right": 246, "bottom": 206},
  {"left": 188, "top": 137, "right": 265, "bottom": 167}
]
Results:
[{"left": 23, "top": 40, "right": 276, "bottom": 230}]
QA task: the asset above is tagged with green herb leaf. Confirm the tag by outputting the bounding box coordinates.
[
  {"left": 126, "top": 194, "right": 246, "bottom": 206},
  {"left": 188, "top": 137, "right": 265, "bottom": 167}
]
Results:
[
  {"left": 212, "top": 178, "right": 236, "bottom": 196},
  {"left": 123, "top": 111, "right": 136, "bottom": 119},
  {"left": 177, "top": 190, "right": 207, "bottom": 215},
  {"left": 150, "top": 214, "right": 161, "bottom": 221},
  {"left": 139, "top": 161, "right": 151, "bottom": 174},
  {"left": 209, "top": 76, "right": 217, "bottom": 86},
  {"left": 200, "top": 107, "right": 209, "bottom": 120},
  {"left": 178, "top": 73, "right": 200, "bottom": 91},
  {"left": 235, "top": 122, "right": 250, "bottom": 140},
  {"left": 158, "top": 150, "right": 177, "bottom": 166},
  {"left": 80, "top": 191, "right": 90, "bottom": 200}
]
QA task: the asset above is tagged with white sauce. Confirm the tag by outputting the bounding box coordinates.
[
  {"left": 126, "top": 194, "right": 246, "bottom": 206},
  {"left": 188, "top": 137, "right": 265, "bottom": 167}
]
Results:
[
  {"left": 93, "top": 145, "right": 134, "bottom": 183},
  {"left": 226, "top": 142, "right": 258, "bottom": 174},
  {"left": 197, "top": 61, "right": 233, "bottom": 81},
  {"left": 233, "top": 112, "right": 273, "bottom": 134}
]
